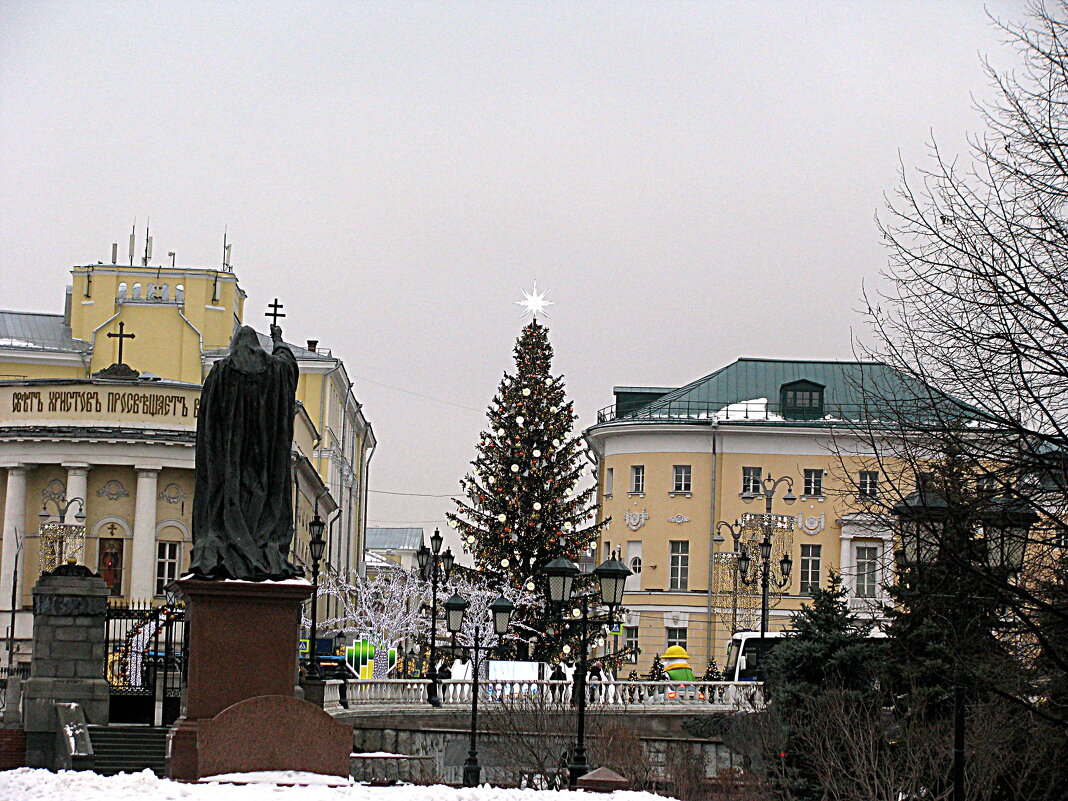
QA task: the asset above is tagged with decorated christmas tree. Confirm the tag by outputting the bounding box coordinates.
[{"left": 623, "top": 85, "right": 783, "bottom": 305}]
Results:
[
  {"left": 448, "top": 295, "right": 606, "bottom": 653},
  {"left": 648, "top": 654, "right": 668, "bottom": 681},
  {"left": 702, "top": 657, "right": 723, "bottom": 682}
]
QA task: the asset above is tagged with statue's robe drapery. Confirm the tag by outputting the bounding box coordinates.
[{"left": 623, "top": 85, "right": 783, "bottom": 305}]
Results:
[{"left": 190, "top": 327, "right": 301, "bottom": 581}]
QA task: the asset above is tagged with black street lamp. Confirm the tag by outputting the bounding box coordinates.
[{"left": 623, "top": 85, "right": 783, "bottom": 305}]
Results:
[
  {"left": 728, "top": 473, "right": 795, "bottom": 638},
  {"left": 541, "top": 554, "right": 630, "bottom": 789},
  {"left": 417, "top": 528, "right": 454, "bottom": 707},
  {"left": 39, "top": 497, "right": 87, "bottom": 524},
  {"left": 892, "top": 487, "right": 1036, "bottom": 801},
  {"left": 307, "top": 510, "right": 327, "bottom": 678},
  {"left": 444, "top": 591, "right": 515, "bottom": 787}
]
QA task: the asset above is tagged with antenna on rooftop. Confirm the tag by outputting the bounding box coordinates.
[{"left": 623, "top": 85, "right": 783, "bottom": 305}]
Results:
[
  {"left": 128, "top": 221, "right": 136, "bottom": 266},
  {"left": 111, "top": 243, "right": 118, "bottom": 264},
  {"left": 222, "top": 228, "right": 232, "bottom": 271},
  {"left": 142, "top": 220, "right": 153, "bottom": 267}
]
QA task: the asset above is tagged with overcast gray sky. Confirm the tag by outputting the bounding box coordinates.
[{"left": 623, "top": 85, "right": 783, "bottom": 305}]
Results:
[{"left": 0, "top": 1, "right": 1024, "bottom": 540}]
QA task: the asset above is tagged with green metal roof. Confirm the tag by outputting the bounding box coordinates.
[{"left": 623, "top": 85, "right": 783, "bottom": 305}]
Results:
[{"left": 596, "top": 358, "right": 969, "bottom": 427}]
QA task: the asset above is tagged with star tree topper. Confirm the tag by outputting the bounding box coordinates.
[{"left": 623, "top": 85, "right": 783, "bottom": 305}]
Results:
[{"left": 515, "top": 281, "right": 555, "bottom": 318}]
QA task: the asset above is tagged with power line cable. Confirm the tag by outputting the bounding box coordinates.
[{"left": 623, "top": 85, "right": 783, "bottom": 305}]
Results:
[
  {"left": 349, "top": 374, "right": 483, "bottom": 413},
  {"left": 369, "top": 489, "right": 459, "bottom": 498}
]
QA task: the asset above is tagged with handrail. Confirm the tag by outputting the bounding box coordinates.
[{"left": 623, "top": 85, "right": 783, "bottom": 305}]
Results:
[
  {"left": 342, "top": 678, "right": 763, "bottom": 710},
  {"left": 596, "top": 400, "right": 875, "bottom": 425}
]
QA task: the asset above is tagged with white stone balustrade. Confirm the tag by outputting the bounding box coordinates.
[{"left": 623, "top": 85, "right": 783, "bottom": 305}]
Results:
[{"left": 341, "top": 678, "right": 763, "bottom": 711}]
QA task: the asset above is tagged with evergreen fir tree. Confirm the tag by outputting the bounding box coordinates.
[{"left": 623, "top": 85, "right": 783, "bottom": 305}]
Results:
[
  {"left": 763, "top": 573, "right": 883, "bottom": 801},
  {"left": 648, "top": 654, "right": 667, "bottom": 681},
  {"left": 702, "top": 657, "right": 723, "bottom": 682},
  {"left": 448, "top": 319, "right": 606, "bottom": 649}
]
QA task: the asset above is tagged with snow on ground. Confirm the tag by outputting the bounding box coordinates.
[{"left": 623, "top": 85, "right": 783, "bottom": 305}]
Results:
[{"left": 0, "top": 768, "right": 668, "bottom": 801}]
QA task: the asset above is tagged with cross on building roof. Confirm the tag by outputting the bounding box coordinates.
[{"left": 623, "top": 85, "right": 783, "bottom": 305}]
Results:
[{"left": 107, "top": 321, "right": 135, "bottom": 365}]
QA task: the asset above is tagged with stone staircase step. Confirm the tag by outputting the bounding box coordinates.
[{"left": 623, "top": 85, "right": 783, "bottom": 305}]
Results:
[{"left": 86, "top": 726, "right": 169, "bottom": 776}]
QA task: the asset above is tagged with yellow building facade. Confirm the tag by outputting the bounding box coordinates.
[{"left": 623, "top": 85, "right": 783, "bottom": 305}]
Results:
[
  {"left": 586, "top": 359, "right": 900, "bottom": 675},
  {"left": 0, "top": 259, "right": 375, "bottom": 664}
]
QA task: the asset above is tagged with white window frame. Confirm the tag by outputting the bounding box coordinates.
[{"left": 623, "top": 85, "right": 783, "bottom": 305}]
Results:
[
  {"left": 625, "top": 541, "right": 642, "bottom": 591},
  {"left": 665, "top": 626, "right": 688, "bottom": 650},
  {"left": 799, "top": 543, "right": 822, "bottom": 594},
  {"left": 669, "top": 540, "right": 689, "bottom": 590},
  {"left": 604, "top": 467, "right": 614, "bottom": 496},
  {"left": 630, "top": 465, "right": 645, "bottom": 494},
  {"left": 859, "top": 471, "right": 879, "bottom": 498},
  {"left": 742, "top": 466, "right": 763, "bottom": 495},
  {"left": 155, "top": 540, "right": 180, "bottom": 597},
  {"left": 624, "top": 626, "right": 639, "bottom": 662},
  {"left": 803, "top": 469, "right": 823, "bottom": 497},
  {"left": 854, "top": 544, "right": 880, "bottom": 599},
  {"left": 672, "top": 464, "right": 692, "bottom": 494}
]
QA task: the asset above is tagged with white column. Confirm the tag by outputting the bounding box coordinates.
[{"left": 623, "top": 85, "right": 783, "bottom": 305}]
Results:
[
  {"left": 63, "top": 464, "right": 90, "bottom": 524},
  {"left": 129, "top": 467, "right": 160, "bottom": 601},
  {"left": 839, "top": 531, "right": 854, "bottom": 593},
  {"left": 1, "top": 466, "right": 30, "bottom": 611}
]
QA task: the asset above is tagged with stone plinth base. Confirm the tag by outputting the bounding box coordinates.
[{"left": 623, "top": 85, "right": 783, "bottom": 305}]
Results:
[
  {"left": 578, "top": 766, "right": 631, "bottom": 792},
  {"left": 23, "top": 566, "right": 109, "bottom": 769},
  {"left": 172, "top": 695, "right": 349, "bottom": 780},
  {"left": 169, "top": 577, "right": 348, "bottom": 781}
]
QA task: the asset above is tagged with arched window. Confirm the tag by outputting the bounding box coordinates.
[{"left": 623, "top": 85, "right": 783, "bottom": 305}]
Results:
[
  {"left": 175, "top": 284, "right": 184, "bottom": 302},
  {"left": 132, "top": 282, "right": 142, "bottom": 299},
  {"left": 160, "top": 284, "right": 170, "bottom": 300},
  {"left": 154, "top": 522, "right": 189, "bottom": 597},
  {"left": 118, "top": 282, "right": 127, "bottom": 300}
]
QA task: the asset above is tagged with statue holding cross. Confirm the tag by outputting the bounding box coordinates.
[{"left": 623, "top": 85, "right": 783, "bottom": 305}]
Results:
[{"left": 189, "top": 303, "right": 301, "bottom": 582}]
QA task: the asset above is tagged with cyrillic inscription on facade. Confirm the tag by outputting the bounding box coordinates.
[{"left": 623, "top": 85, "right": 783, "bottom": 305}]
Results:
[{"left": 5, "top": 387, "right": 198, "bottom": 420}]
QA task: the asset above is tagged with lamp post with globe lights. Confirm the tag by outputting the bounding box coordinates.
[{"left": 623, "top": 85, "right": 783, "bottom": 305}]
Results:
[
  {"left": 893, "top": 486, "right": 1036, "bottom": 801},
  {"left": 306, "top": 510, "right": 328, "bottom": 678},
  {"left": 728, "top": 473, "right": 796, "bottom": 638},
  {"left": 443, "top": 590, "right": 515, "bottom": 787},
  {"left": 541, "top": 553, "right": 630, "bottom": 789},
  {"left": 417, "top": 528, "right": 455, "bottom": 707}
]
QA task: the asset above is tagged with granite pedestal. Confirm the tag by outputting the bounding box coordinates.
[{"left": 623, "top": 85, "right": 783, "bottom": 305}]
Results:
[
  {"left": 167, "top": 577, "right": 350, "bottom": 781},
  {"left": 21, "top": 565, "right": 109, "bottom": 769}
]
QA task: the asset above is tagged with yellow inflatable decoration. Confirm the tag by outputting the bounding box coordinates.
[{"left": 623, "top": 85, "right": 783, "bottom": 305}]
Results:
[{"left": 663, "top": 645, "right": 696, "bottom": 681}]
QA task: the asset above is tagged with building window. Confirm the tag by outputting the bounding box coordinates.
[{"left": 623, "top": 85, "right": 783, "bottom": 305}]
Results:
[
  {"left": 780, "top": 380, "right": 826, "bottom": 420},
  {"left": 859, "top": 471, "right": 879, "bottom": 498},
  {"left": 672, "top": 465, "right": 692, "bottom": 493},
  {"left": 976, "top": 473, "right": 997, "bottom": 494},
  {"left": 669, "top": 541, "right": 689, "bottom": 590},
  {"left": 630, "top": 465, "right": 645, "bottom": 494},
  {"left": 624, "top": 626, "right": 639, "bottom": 662},
  {"left": 629, "top": 556, "right": 643, "bottom": 574},
  {"left": 605, "top": 467, "right": 614, "bottom": 496},
  {"left": 855, "top": 545, "right": 880, "bottom": 598},
  {"left": 156, "top": 541, "right": 180, "bottom": 596},
  {"left": 799, "top": 544, "right": 822, "bottom": 594},
  {"left": 803, "top": 469, "right": 823, "bottom": 497},
  {"left": 666, "top": 627, "right": 687, "bottom": 650},
  {"left": 98, "top": 538, "right": 124, "bottom": 597},
  {"left": 742, "top": 466, "right": 763, "bottom": 495}
]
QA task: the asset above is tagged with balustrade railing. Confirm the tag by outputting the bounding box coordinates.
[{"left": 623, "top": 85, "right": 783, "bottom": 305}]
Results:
[{"left": 341, "top": 678, "right": 763, "bottom": 710}]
